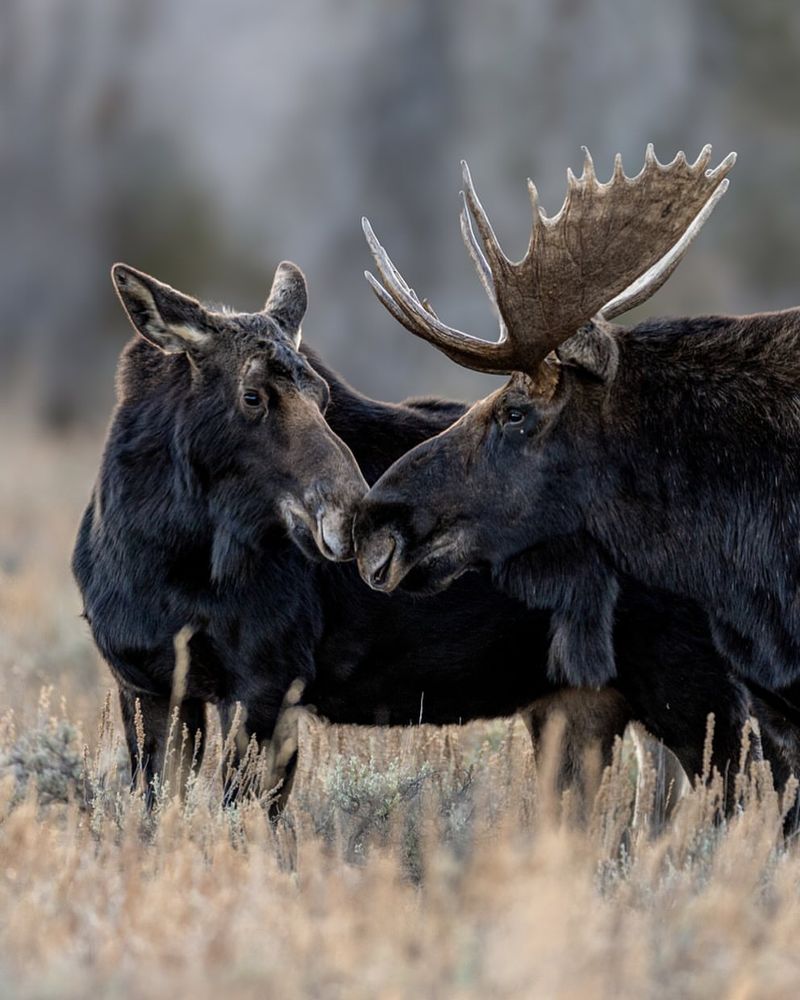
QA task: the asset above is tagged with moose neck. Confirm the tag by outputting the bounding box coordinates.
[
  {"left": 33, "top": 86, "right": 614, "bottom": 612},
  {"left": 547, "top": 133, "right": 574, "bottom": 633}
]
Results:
[{"left": 302, "top": 345, "right": 467, "bottom": 483}]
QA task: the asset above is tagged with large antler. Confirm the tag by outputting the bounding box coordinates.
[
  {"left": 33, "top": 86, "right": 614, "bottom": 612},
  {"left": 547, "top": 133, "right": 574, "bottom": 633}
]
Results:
[{"left": 363, "top": 144, "right": 736, "bottom": 375}]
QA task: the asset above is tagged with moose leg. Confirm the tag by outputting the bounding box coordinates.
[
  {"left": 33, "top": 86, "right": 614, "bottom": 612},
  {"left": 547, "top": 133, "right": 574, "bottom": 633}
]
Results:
[
  {"left": 119, "top": 685, "right": 206, "bottom": 806},
  {"left": 613, "top": 588, "right": 762, "bottom": 820},
  {"left": 524, "top": 687, "right": 633, "bottom": 819},
  {"left": 217, "top": 700, "right": 250, "bottom": 807},
  {"left": 217, "top": 681, "right": 313, "bottom": 816},
  {"left": 264, "top": 680, "right": 315, "bottom": 819},
  {"left": 744, "top": 687, "right": 800, "bottom": 833},
  {"left": 628, "top": 724, "right": 690, "bottom": 832},
  {"left": 167, "top": 698, "right": 206, "bottom": 797},
  {"left": 613, "top": 667, "right": 755, "bottom": 820}
]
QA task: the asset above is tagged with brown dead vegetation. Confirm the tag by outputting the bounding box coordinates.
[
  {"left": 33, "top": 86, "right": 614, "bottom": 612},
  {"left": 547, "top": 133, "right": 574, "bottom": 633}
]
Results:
[{"left": 2, "top": 422, "right": 800, "bottom": 999}]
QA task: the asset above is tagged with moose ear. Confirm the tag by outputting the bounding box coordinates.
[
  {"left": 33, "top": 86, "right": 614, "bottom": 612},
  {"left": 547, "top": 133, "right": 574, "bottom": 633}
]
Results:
[
  {"left": 556, "top": 321, "right": 619, "bottom": 383},
  {"left": 264, "top": 261, "right": 307, "bottom": 345},
  {"left": 111, "top": 264, "right": 212, "bottom": 356}
]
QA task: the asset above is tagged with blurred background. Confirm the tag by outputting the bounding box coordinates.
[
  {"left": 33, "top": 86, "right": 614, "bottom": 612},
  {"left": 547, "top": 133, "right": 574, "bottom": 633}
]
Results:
[{"left": 3, "top": 0, "right": 800, "bottom": 427}]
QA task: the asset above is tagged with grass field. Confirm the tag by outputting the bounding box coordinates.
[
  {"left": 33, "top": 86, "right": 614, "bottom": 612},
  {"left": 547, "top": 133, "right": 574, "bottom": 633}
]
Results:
[{"left": 2, "top": 418, "right": 800, "bottom": 999}]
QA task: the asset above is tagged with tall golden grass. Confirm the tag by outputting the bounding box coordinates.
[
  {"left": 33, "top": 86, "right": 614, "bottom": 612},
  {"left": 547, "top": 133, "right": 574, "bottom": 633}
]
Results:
[{"left": 2, "top": 421, "right": 800, "bottom": 999}]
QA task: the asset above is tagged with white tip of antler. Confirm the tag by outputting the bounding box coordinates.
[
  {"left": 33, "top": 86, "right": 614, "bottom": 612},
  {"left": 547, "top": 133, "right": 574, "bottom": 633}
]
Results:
[
  {"left": 461, "top": 160, "right": 482, "bottom": 211},
  {"left": 362, "top": 217, "right": 385, "bottom": 263},
  {"left": 460, "top": 190, "right": 500, "bottom": 307},
  {"left": 692, "top": 144, "right": 713, "bottom": 172},
  {"left": 645, "top": 142, "right": 657, "bottom": 167},
  {"left": 362, "top": 217, "right": 417, "bottom": 300},
  {"left": 581, "top": 146, "right": 596, "bottom": 184},
  {"left": 526, "top": 178, "right": 542, "bottom": 217},
  {"left": 460, "top": 158, "right": 511, "bottom": 269},
  {"left": 613, "top": 153, "right": 625, "bottom": 182},
  {"left": 706, "top": 150, "right": 737, "bottom": 181},
  {"left": 566, "top": 166, "right": 579, "bottom": 191}
]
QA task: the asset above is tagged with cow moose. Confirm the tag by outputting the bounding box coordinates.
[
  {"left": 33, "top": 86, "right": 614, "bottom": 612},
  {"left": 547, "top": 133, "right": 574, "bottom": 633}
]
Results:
[
  {"left": 355, "top": 144, "right": 800, "bottom": 700},
  {"left": 73, "top": 256, "right": 797, "bottom": 816}
]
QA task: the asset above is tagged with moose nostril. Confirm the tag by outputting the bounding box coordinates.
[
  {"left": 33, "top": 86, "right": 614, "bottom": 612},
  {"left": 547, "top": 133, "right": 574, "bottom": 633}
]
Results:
[{"left": 370, "top": 536, "right": 396, "bottom": 588}]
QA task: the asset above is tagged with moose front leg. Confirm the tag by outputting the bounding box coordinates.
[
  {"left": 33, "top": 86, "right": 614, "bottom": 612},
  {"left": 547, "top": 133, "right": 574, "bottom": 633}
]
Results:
[
  {"left": 118, "top": 685, "right": 206, "bottom": 807},
  {"left": 218, "top": 680, "right": 315, "bottom": 816},
  {"left": 524, "top": 687, "right": 633, "bottom": 819},
  {"left": 262, "top": 680, "right": 312, "bottom": 818},
  {"left": 216, "top": 700, "right": 252, "bottom": 807}
]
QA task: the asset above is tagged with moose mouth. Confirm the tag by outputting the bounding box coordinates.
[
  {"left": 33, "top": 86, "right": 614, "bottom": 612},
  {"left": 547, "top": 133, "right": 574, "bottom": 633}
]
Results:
[{"left": 357, "top": 527, "right": 470, "bottom": 595}]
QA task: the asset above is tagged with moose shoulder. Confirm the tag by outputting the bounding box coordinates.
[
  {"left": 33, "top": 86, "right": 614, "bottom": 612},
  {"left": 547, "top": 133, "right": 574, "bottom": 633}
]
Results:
[{"left": 356, "top": 145, "right": 800, "bottom": 691}]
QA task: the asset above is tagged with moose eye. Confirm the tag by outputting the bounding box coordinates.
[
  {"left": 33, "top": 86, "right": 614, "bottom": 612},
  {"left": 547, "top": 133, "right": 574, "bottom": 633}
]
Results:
[
  {"left": 242, "top": 390, "right": 261, "bottom": 408},
  {"left": 506, "top": 408, "right": 525, "bottom": 425}
]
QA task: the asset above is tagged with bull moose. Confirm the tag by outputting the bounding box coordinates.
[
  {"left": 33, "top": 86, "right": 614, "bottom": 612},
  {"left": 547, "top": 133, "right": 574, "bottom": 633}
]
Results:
[
  {"left": 73, "top": 256, "right": 798, "bottom": 812},
  {"left": 355, "top": 144, "right": 800, "bottom": 698}
]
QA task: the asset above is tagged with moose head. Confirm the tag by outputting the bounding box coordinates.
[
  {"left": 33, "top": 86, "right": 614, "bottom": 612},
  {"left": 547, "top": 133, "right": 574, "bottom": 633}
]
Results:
[{"left": 112, "top": 261, "right": 368, "bottom": 573}]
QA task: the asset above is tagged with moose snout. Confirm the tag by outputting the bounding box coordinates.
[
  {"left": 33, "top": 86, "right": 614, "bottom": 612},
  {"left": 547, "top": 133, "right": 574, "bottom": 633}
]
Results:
[
  {"left": 353, "top": 489, "right": 416, "bottom": 592},
  {"left": 310, "top": 462, "right": 368, "bottom": 562},
  {"left": 315, "top": 507, "right": 356, "bottom": 561},
  {"left": 355, "top": 527, "right": 403, "bottom": 592},
  {"left": 280, "top": 462, "right": 366, "bottom": 563}
]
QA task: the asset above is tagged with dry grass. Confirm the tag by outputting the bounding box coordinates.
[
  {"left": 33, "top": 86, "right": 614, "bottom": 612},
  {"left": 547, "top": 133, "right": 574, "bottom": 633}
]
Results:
[{"left": 3, "top": 418, "right": 800, "bottom": 999}]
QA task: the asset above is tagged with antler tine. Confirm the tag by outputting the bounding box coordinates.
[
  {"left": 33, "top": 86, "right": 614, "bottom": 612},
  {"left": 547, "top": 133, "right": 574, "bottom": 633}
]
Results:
[
  {"left": 459, "top": 191, "right": 494, "bottom": 299},
  {"left": 706, "top": 150, "right": 737, "bottom": 183},
  {"left": 693, "top": 144, "right": 713, "bottom": 172},
  {"left": 602, "top": 176, "right": 732, "bottom": 321},
  {"left": 362, "top": 218, "right": 515, "bottom": 373},
  {"left": 362, "top": 218, "right": 435, "bottom": 330},
  {"left": 459, "top": 191, "right": 507, "bottom": 336},
  {"left": 581, "top": 147, "right": 597, "bottom": 185},
  {"left": 364, "top": 271, "right": 423, "bottom": 333},
  {"left": 461, "top": 161, "right": 512, "bottom": 278},
  {"left": 365, "top": 223, "right": 417, "bottom": 303}
]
